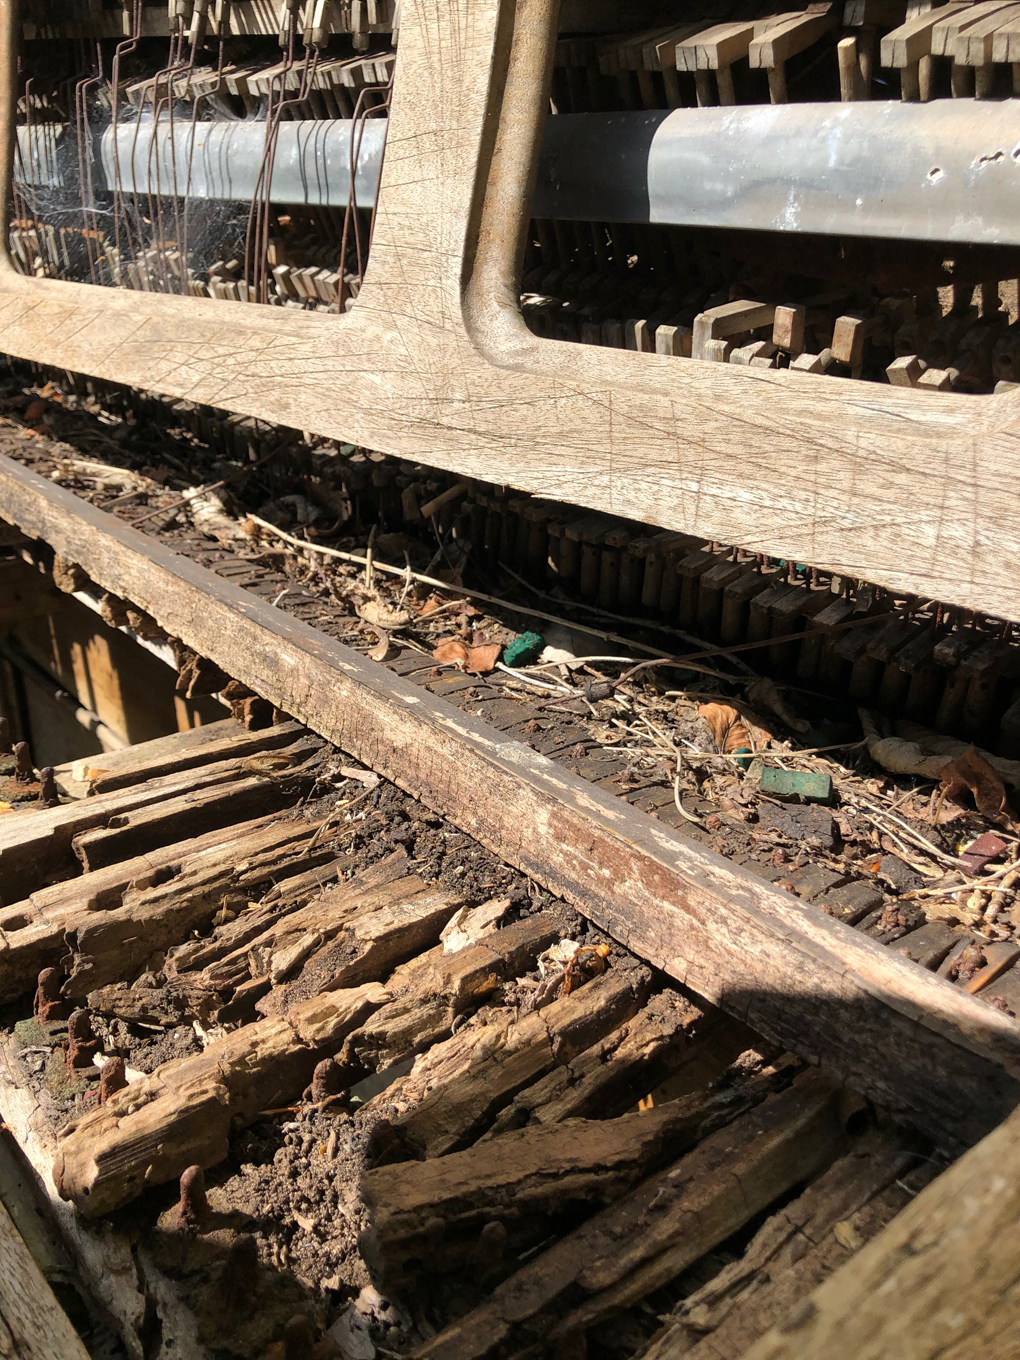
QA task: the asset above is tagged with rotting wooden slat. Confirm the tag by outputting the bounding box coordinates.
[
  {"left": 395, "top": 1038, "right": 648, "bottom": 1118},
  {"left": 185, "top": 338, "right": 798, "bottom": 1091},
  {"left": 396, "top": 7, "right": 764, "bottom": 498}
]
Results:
[
  {"left": 0, "top": 811, "right": 332, "bottom": 1003},
  {"left": 640, "top": 1126, "right": 923, "bottom": 1358},
  {"left": 360, "top": 1089, "right": 759, "bottom": 1284},
  {"left": 412, "top": 1071, "right": 852, "bottom": 1359},
  {"left": 59, "top": 718, "right": 305, "bottom": 795},
  {"left": 0, "top": 1195, "right": 89, "bottom": 1360},
  {"left": 742, "top": 1099, "right": 1020, "bottom": 1360},
  {"left": 0, "top": 457, "right": 1019, "bottom": 1149},
  {"left": 54, "top": 980, "right": 390, "bottom": 1217}
]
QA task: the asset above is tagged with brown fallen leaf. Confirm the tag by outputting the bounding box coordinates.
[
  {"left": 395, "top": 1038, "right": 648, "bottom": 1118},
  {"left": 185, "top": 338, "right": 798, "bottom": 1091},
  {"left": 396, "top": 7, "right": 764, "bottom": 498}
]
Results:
[
  {"left": 432, "top": 639, "right": 502, "bottom": 674},
  {"left": 23, "top": 398, "right": 48, "bottom": 423},
  {"left": 937, "top": 747, "right": 1016, "bottom": 826},
  {"left": 698, "top": 702, "right": 753, "bottom": 755},
  {"left": 368, "top": 627, "right": 395, "bottom": 663},
  {"left": 356, "top": 597, "right": 411, "bottom": 631}
]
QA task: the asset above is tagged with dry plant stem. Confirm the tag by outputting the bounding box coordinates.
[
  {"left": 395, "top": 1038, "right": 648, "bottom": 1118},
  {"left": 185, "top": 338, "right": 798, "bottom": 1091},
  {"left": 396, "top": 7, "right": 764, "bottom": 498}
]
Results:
[
  {"left": 847, "top": 792, "right": 970, "bottom": 871},
  {"left": 247, "top": 515, "right": 735, "bottom": 680}
]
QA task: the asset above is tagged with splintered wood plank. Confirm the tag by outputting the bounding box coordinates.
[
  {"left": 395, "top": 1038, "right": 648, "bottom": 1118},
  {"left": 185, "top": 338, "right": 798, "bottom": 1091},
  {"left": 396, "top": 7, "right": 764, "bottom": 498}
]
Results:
[
  {"left": 0, "top": 458, "right": 1017, "bottom": 1150},
  {"left": 58, "top": 718, "right": 305, "bottom": 795},
  {"left": 55, "top": 980, "right": 390, "bottom": 1217},
  {"left": 641, "top": 1127, "right": 922, "bottom": 1357},
  {"left": 382, "top": 967, "right": 652, "bottom": 1159},
  {"left": 413, "top": 1072, "right": 851, "bottom": 1358},
  {"left": 360, "top": 1089, "right": 760, "bottom": 1284},
  {"left": 742, "top": 1100, "right": 1020, "bottom": 1360},
  {"left": 0, "top": 1196, "right": 89, "bottom": 1360},
  {"left": 0, "top": 811, "right": 332, "bottom": 1003}
]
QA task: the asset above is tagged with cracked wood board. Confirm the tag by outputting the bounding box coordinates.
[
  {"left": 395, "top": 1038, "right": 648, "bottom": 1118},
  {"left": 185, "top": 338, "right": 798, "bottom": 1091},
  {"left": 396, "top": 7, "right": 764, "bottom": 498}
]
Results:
[
  {"left": 0, "top": 0, "right": 1017, "bottom": 619},
  {"left": 1, "top": 451, "right": 1018, "bottom": 1150}
]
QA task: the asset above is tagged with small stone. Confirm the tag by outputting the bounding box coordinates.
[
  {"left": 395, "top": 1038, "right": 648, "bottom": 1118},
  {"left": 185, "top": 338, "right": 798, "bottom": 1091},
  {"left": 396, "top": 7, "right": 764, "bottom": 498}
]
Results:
[
  {"left": 99, "top": 1056, "right": 127, "bottom": 1104},
  {"left": 178, "top": 1165, "right": 210, "bottom": 1234}
]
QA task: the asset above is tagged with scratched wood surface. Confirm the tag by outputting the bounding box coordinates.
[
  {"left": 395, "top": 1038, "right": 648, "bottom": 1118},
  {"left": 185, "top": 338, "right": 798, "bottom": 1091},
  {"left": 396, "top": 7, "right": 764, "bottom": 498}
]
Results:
[{"left": 0, "top": 0, "right": 1018, "bottom": 620}]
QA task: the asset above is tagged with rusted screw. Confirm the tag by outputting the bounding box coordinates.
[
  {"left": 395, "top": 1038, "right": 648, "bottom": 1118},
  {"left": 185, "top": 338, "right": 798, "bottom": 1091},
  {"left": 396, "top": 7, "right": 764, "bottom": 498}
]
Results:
[
  {"left": 99, "top": 1056, "right": 127, "bottom": 1105},
  {"left": 37, "top": 767, "right": 59, "bottom": 809},
  {"left": 13, "top": 742, "right": 34, "bottom": 785},
  {"left": 0, "top": 716, "right": 11, "bottom": 755},
  {"left": 66, "top": 1008, "right": 100, "bottom": 1070},
  {"left": 309, "top": 1057, "right": 344, "bottom": 1104},
  {"left": 223, "top": 1233, "right": 259, "bottom": 1310},
  {"left": 283, "top": 1313, "right": 315, "bottom": 1360},
  {"left": 34, "top": 967, "right": 67, "bottom": 1025},
  {"left": 178, "top": 1164, "right": 210, "bottom": 1234}
]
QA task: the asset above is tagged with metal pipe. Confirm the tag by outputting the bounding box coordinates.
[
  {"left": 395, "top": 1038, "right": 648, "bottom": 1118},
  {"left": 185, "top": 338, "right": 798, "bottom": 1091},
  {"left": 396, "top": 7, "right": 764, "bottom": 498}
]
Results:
[
  {"left": 17, "top": 116, "right": 387, "bottom": 209},
  {"left": 534, "top": 103, "right": 1020, "bottom": 247},
  {"left": 15, "top": 99, "right": 1020, "bottom": 245}
]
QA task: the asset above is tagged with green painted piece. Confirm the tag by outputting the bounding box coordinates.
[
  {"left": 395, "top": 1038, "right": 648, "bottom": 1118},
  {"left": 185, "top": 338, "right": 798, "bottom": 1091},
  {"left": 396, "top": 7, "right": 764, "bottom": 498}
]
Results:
[
  {"left": 758, "top": 766, "right": 833, "bottom": 804},
  {"left": 503, "top": 631, "right": 544, "bottom": 666}
]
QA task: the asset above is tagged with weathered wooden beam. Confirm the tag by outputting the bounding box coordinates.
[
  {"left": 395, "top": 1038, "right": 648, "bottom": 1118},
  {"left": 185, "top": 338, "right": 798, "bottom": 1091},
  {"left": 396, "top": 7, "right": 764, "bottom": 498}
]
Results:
[
  {"left": 0, "top": 455, "right": 1019, "bottom": 1149},
  {"left": 743, "top": 1101, "right": 1020, "bottom": 1360},
  {"left": 0, "top": 1195, "right": 89, "bottom": 1360},
  {"left": 412, "top": 1072, "right": 852, "bottom": 1358}
]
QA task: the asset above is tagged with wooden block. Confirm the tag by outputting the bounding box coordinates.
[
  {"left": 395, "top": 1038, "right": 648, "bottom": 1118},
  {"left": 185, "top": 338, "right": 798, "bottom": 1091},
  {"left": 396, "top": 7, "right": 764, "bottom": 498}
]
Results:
[
  {"left": 732, "top": 340, "right": 777, "bottom": 366},
  {"left": 625, "top": 318, "right": 654, "bottom": 352},
  {"left": 831, "top": 314, "right": 879, "bottom": 367},
  {"left": 886, "top": 354, "right": 926, "bottom": 387},
  {"left": 692, "top": 301, "right": 776, "bottom": 360},
  {"left": 881, "top": 2, "right": 970, "bottom": 66},
  {"left": 750, "top": 11, "right": 837, "bottom": 68},
  {"left": 917, "top": 367, "right": 956, "bottom": 391},
  {"left": 773, "top": 304, "right": 807, "bottom": 354},
  {"left": 655, "top": 323, "right": 692, "bottom": 357}
]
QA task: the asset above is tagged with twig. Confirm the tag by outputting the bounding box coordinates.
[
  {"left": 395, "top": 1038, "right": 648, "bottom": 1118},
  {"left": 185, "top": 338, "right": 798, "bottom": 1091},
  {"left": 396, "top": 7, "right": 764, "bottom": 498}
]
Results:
[{"left": 248, "top": 515, "right": 737, "bottom": 680}]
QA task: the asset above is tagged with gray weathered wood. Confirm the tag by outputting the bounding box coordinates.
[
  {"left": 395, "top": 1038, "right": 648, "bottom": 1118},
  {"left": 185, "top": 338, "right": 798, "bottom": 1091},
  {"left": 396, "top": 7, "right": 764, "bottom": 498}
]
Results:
[
  {"left": 0, "top": 2, "right": 1017, "bottom": 620},
  {"left": 742, "top": 1100, "right": 1020, "bottom": 1360},
  {"left": 0, "top": 1196, "right": 89, "bottom": 1360}
]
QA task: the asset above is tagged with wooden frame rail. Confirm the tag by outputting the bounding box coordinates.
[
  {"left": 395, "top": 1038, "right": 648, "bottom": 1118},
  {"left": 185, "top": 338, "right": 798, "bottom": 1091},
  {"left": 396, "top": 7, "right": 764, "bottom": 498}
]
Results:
[
  {"left": 1, "top": 450, "right": 1019, "bottom": 1151},
  {"left": 0, "top": 0, "right": 1017, "bottom": 620}
]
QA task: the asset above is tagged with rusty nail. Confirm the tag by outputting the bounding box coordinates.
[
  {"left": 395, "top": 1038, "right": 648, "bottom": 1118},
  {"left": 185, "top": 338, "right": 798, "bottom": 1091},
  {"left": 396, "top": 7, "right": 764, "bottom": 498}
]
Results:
[
  {"left": 310, "top": 1057, "right": 344, "bottom": 1104},
  {"left": 99, "top": 1056, "right": 127, "bottom": 1104},
  {"left": 13, "top": 742, "right": 34, "bottom": 785},
  {"left": 178, "top": 1164, "right": 210, "bottom": 1234},
  {"left": 37, "top": 767, "right": 59, "bottom": 809},
  {"left": 66, "top": 1008, "right": 100, "bottom": 1070},
  {"left": 0, "top": 716, "right": 11, "bottom": 755},
  {"left": 34, "top": 968, "right": 66, "bottom": 1024}
]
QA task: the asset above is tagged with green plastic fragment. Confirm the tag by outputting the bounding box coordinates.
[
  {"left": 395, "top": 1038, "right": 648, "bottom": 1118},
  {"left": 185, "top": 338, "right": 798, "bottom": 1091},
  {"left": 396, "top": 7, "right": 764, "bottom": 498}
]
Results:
[
  {"left": 757, "top": 766, "right": 833, "bottom": 804},
  {"left": 503, "top": 631, "right": 545, "bottom": 666},
  {"left": 734, "top": 747, "right": 754, "bottom": 772}
]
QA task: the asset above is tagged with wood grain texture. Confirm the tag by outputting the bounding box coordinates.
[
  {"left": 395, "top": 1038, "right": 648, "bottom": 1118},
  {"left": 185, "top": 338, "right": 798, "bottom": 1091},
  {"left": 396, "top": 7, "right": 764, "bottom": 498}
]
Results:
[
  {"left": 0, "top": 1196, "right": 89, "bottom": 1360},
  {"left": 0, "top": 0, "right": 1017, "bottom": 619},
  {"left": 742, "top": 1100, "right": 1020, "bottom": 1360},
  {"left": 1, "top": 453, "right": 1019, "bottom": 1151}
]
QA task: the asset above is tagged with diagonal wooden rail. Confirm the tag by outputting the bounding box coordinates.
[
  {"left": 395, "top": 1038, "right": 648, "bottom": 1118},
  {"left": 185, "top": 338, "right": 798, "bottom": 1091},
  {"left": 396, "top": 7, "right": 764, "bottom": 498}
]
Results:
[{"left": 1, "top": 450, "right": 1018, "bottom": 1149}]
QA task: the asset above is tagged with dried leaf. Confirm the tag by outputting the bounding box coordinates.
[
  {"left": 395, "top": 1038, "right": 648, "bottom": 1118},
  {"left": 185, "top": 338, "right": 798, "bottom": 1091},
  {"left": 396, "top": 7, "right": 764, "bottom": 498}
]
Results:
[
  {"left": 698, "top": 702, "right": 752, "bottom": 755},
  {"left": 357, "top": 598, "right": 411, "bottom": 631},
  {"left": 368, "top": 628, "right": 395, "bottom": 663},
  {"left": 938, "top": 747, "right": 1016, "bottom": 825},
  {"left": 432, "top": 639, "right": 501, "bottom": 674},
  {"left": 23, "top": 398, "right": 48, "bottom": 423}
]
